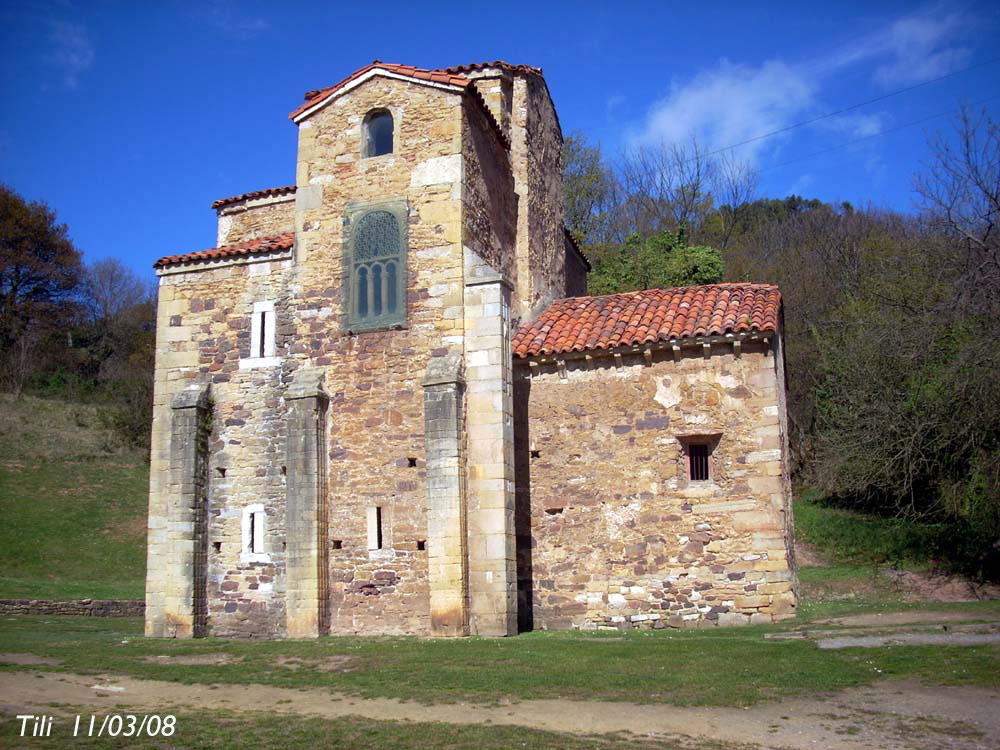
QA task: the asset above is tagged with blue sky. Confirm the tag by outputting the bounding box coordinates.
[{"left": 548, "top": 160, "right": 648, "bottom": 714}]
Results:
[{"left": 1, "top": 0, "right": 998, "bottom": 277}]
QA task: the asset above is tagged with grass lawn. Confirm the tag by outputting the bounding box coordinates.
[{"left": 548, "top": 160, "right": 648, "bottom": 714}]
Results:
[
  {"left": 0, "top": 711, "right": 747, "bottom": 750},
  {"left": 0, "top": 394, "right": 149, "bottom": 601},
  {"left": 0, "top": 610, "right": 997, "bottom": 707}
]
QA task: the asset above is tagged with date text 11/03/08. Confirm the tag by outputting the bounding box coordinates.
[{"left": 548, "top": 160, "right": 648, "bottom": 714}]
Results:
[{"left": 16, "top": 714, "right": 177, "bottom": 737}]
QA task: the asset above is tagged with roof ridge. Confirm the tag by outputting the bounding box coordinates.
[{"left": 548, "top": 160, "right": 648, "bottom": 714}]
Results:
[
  {"left": 290, "top": 62, "right": 471, "bottom": 121},
  {"left": 441, "top": 60, "right": 544, "bottom": 77},
  {"left": 211, "top": 185, "right": 297, "bottom": 210},
  {"left": 154, "top": 230, "right": 295, "bottom": 269}
]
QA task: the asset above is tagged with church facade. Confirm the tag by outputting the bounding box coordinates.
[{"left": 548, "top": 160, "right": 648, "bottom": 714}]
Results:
[{"left": 145, "top": 60, "right": 797, "bottom": 639}]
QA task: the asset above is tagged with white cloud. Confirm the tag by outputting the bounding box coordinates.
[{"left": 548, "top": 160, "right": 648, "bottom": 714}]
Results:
[
  {"left": 784, "top": 173, "right": 814, "bottom": 197},
  {"left": 45, "top": 20, "right": 94, "bottom": 89},
  {"left": 196, "top": 1, "right": 269, "bottom": 40},
  {"left": 630, "top": 59, "right": 814, "bottom": 163},
  {"left": 627, "top": 7, "right": 974, "bottom": 167},
  {"left": 820, "top": 112, "right": 885, "bottom": 138},
  {"left": 816, "top": 9, "right": 971, "bottom": 88},
  {"left": 872, "top": 13, "right": 970, "bottom": 87}
]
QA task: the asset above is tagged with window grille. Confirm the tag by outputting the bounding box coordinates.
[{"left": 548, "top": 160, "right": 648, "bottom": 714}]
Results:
[
  {"left": 345, "top": 202, "right": 407, "bottom": 331},
  {"left": 688, "top": 443, "right": 711, "bottom": 482}
]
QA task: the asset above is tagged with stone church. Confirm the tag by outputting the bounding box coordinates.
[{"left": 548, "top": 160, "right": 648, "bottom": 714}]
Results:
[{"left": 146, "top": 60, "right": 797, "bottom": 639}]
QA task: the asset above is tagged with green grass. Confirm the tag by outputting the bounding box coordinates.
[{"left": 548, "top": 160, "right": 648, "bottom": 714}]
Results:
[
  {"left": 0, "top": 711, "right": 749, "bottom": 750},
  {"left": 0, "top": 394, "right": 149, "bottom": 600},
  {"left": 0, "top": 614, "right": 997, "bottom": 707},
  {"left": 794, "top": 489, "right": 963, "bottom": 569}
]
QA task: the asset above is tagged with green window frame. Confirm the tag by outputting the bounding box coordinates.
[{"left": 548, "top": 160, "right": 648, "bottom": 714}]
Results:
[{"left": 344, "top": 199, "right": 408, "bottom": 331}]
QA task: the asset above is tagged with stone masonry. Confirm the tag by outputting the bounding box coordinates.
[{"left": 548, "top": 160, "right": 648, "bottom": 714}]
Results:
[{"left": 145, "top": 61, "right": 796, "bottom": 639}]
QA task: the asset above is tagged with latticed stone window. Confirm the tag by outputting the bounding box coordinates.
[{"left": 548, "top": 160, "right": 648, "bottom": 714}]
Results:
[
  {"left": 344, "top": 199, "right": 408, "bottom": 331},
  {"left": 363, "top": 109, "right": 393, "bottom": 157}
]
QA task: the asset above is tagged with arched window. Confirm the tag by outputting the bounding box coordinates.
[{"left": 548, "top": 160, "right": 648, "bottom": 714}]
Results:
[
  {"left": 363, "top": 109, "right": 393, "bottom": 157},
  {"left": 346, "top": 202, "right": 407, "bottom": 330}
]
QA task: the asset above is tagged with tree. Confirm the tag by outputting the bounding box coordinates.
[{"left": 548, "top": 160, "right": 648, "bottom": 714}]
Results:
[
  {"left": 0, "top": 184, "right": 83, "bottom": 394},
  {"left": 588, "top": 229, "right": 723, "bottom": 295},
  {"left": 562, "top": 132, "right": 619, "bottom": 246},
  {"left": 82, "top": 258, "right": 149, "bottom": 326}
]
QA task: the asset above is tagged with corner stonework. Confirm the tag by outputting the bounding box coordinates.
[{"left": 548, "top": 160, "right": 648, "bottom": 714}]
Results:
[
  {"left": 158, "top": 383, "right": 211, "bottom": 638},
  {"left": 422, "top": 354, "right": 469, "bottom": 636},
  {"left": 463, "top": 249, "right": 517, "bottom": 636},
  {"left": 284, "top": 368, "right": 330, "bottom": 638}
]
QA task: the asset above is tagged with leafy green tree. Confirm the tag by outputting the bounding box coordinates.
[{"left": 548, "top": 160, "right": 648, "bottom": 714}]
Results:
[
  {"left": 562, "top": 131, "right": 618, "bottom": 245},
  {"left": 588, "top": 229, "right": 723, "bottom": 294}
]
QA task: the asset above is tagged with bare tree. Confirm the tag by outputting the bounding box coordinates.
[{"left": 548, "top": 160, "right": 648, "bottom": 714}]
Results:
[
  {"left": 617, "top": 138, "right": 757, "bottom": 242},
  {"left": 915, "top": 106, "right": 1000, "bottom": 315},
  {"left": 82, "top": 258, "right": 150, "bottom": 325}
]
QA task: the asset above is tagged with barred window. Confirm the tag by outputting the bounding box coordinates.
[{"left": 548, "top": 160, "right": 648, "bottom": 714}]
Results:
[
  {"left": 346, "top": 204, "right": 407, "bottom": 330},
  {"left": 688, "top": 443, "right": 710, "bottom": 481},
  {"left": 363, "top": 109, "right": 393, "bottom": 157}
]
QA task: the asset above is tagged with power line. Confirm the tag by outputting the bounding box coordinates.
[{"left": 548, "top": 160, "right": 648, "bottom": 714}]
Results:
[
  {"left": 699, "top": 56, "right": 1000, "bottom": 160},
  {"left": 760, "top": 92, "right": 1000, "bottom": 172}
]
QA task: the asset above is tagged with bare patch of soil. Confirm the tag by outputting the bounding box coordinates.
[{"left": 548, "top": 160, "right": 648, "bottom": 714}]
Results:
[
  {"left": 1, "top": 672, "right": 997, "bottom": 750},
  {"left": 884, "top": 570, "right": 1000, "bottom": 603},
  {"left": 274, "top": 655, "right": 356, "bottom": 672},
  {"left": 0, "top": 653, "right": 61, "bottom": 666},
  {"left": 817, "top": 610, "right": 996, "bottom": 627},
  {"left": 140, "top": 653, "right": 240, "bottom": 666},
  {"left": 794, "top": 539, "right": 827, "bottom": 567}
]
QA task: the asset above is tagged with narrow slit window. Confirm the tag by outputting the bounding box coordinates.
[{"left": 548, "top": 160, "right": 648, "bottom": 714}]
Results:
[
  {"left": 257, "top": 311, "right": 267, "bottom": 358},
  {"left": 688, "top": 443, "right": 711, "bottom": 482},
  {"left": 367, "top": 506, "right": 384, "bottom": 550},
  {"left": 242, "top": 504, "right": 268, "bottom": 562},
  {"left": 245, "top": 300, "right": 277, "bottom": 364}
]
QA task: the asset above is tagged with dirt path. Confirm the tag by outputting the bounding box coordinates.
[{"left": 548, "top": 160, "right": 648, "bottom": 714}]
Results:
[{"left": 1, "top": 671, "right": 997, "bottom": 749}]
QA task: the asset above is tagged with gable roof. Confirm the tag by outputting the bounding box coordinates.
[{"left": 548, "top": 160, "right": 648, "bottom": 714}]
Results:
[
  {"left": 154, "top": 231, "right": 294, "bottom": 269},
  {"left": 289, "top": 62, "right": 471, "bottom": 121},
  {"left": 512, "top": 284, "right": 781, "bottom": 358},
  {"left": 212, "top": 185, "right": 296, "bottom": 210},
  {"left": 288, "top": 60, "right": 510, "bottom": 150}
]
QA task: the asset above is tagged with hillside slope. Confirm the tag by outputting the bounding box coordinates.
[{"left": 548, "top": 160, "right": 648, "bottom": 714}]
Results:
[{"left": 0, "top": 394, "right": 148, "bottom": 599}]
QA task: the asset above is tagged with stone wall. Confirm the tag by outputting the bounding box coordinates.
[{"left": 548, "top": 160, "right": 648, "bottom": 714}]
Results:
[
  {"left": 0, "top": 599, "right": 145, "bottom": 617},
  {"left": 511, "top": 73, "right": 566, "bottom": 322},
  {"left": 146, "top": 259, "right": 296, "bottom": 639},
  {"left": 513, "top": 337, "right": 797, "bottom": 630},
  {"left": 149, "top": 73, "right": 523, "bottom": 639},
  {"left": 291, "top": 76, "right": 471, "bottom": 635},
  {"left": 217, "top": 195, "right": 295, "bottom": 246},
  {"left": 461, "top": 97, "right": 517, "bottom": 288}
]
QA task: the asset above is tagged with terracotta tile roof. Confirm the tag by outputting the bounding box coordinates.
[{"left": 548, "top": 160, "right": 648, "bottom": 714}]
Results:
[
  {"left": 154, "top": 231, "right": 295, "bottom": 269},
  {"left": 212, "top": 185, "right": 296, "bottom": 210},
  {"left": 442, "top": 61, "right": 544, "bottom": 77},
  {"left": 513, "top": 284, "right": 781, "bottom": 358},
  {"left": 290, "top": 61, "right": 471, "bottom": 120}
]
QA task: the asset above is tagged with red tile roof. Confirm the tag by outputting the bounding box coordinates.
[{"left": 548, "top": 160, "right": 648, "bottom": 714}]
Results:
[
  {"left": 442, "top": 61, "right": 544, "bottom": 77},
  {"left": 513, "top": 284, "right": 781, "bottom": 358},
  {"left": 154, "top": 231, "right": 294, "bottom": 269},
  {"left": 290, "top": 62, "right": 471, "bottom": 120},
  {"left": 212, "top": 185, "right": 296, "bottom": 210}
]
